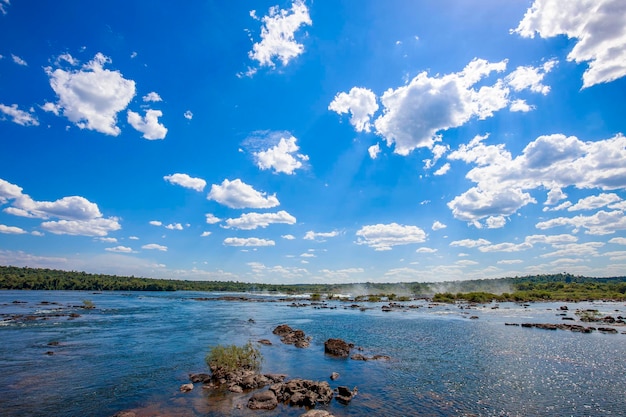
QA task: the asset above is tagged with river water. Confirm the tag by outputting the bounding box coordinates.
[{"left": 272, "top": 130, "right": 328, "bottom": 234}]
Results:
[{"left": 1, "top": 290, "right": 624, "bottom": 417}]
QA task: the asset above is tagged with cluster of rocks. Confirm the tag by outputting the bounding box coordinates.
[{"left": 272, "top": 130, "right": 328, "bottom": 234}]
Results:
[
  {"left": 509, "top": 322, "right": 622, "bottom": 334},
  {"left": 324, "top": 337, "right": 390, "bottom": 361},
  {"left": 188, "top": 370, "right": 287, "bottom": 393},
  {"left": 273, "top": 324, "right": 312, "bottom": 348}
]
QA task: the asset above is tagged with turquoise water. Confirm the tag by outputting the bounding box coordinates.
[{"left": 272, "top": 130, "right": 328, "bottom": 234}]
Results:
[{"left": 1, "top": 291, "right": 625, "bottom": 416}]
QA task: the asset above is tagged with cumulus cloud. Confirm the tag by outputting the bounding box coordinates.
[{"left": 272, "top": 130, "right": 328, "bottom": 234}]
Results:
[
  {"left": 282, "top": 234, "right": 296, "bottom": 240},
  {"left": 432, "top": 221, "right": 447, "bottom": 231},
  {"left": 0, "top": 224, "right": 26, "bottom": 234},
  {"left": 223, "top": 237, "right": 275, "bottom": 247},
  {"left": 514, "top": 0, "right": 626, "bottom": 88},
  {"left": 536, "top": 210, "right": 626, "bottom": 235},
  {"left": 149, "top": 220, "right": 162, "bottom": 226},
  {"left": 164, "top": 173, "right": 206, "bottom": 192},
  {"left": 208, "top": 179, "right": 279, "bottom": 209},
  {"left": 509, "top": 99, "right": 535, "bottom": 112},
  {"left": 567, "top": 193, "right": 622, "bottom": 211},
  {"left": 45, "top": 53, "right": 136, "bottom": 135},
  {"left": 609, "top": 237, "right": 626, "bottom": 245},
  {"left": 223, "top": 210, "right": 296, "bottom": 230},
  {"left": 184, "top": 110, "right": 193, "bottom": 120},
  {"left": 105, "top": 246, "right": 134, "bottom": 253},
  {"left": 368, "top": 143, "right": 381, "bottom": 159},
  {"left": 0, "top": 178, "right": 120, "bottom": 236},
  {"left": 304, "top": 230, "right": 339, "bottom": 242},
  {"left": 205, "top": 213, "right": 221, "bottom": 224},
  {"left": 127, "top": 109, "right": 167, "bottom": 140},
  {"left": 253, "top": 135, "right": 308, "bottom": 175},
  {"left": 355, "top": 223, "right": 427, "bottom": 251},
  {"left": 504, "top": 60, "right": 557, "bottom": 94},
  {"left": 165, "top": 223, "right": 183, "bottom": 230},
  {"left": 447, "top": 133, "right": 626, "bottom": 225},
  {"left": 142, "top": 243, "right": 168, "bottom": 251},
  {"left": 433, "top": 163, "right": 450, "bottom": 176},
  {"left": 450, "top": 238, "right": 491, "bottom": 248},
  {"left": 329, "top": 87, "right": 379, "bottom": 132},
  {"left": 248, "top": 0, "right": 312, "bottom": 69},
  {"left": 142, "top": 92, "right": 162, "bottom": 102},
  {"left": 374, "top": 58, "right": 509, "bottom": 155},
  {"left": 0, "top": 104, "right": 39, "bottom": 126}
]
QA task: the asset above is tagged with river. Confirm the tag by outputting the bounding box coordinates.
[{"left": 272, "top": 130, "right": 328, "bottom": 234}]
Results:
[{"left": 1, "top": 290, "right": 624, "bottom": 416}]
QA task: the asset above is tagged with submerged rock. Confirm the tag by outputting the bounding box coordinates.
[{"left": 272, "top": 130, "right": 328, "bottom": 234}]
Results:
[{"left": 248, "top": 390, "right": 278, "bottom": 410}]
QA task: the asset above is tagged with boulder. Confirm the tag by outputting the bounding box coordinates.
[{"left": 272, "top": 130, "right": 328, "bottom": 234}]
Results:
[
  {"left": 273, "top": 324, "right": 312, "bottom": 348},
  {"left": 248, "top": 390, "right": 278, "bottom": 410},
  {"left": 301, "top": 410, "right": 335, "bottom": 417},
  {"left": 335, "top": 386, "right": 357, "bottom": 404},
  {"left": 330, "top": 372, "right": 340, "bottom": 381},
  {"left": 324, "top": 338, "right": 352, "bottom": 358},
  {"left": 189, "top": 373, "right": 211, "bottom": 383},
  {"left": 179, "top": 383, "right": 194, "bottom": 393},
  {"left": 270, "top": 378, "right": 333, "bottom": 406}
]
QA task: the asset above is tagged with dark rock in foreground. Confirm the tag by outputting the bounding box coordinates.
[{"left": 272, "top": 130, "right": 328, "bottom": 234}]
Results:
[
  {"left": 335, "top": 386, "right": 358, "bottom": 404},
  {"left": 248, "top": 390, "right": 279, "bottom": 410}
]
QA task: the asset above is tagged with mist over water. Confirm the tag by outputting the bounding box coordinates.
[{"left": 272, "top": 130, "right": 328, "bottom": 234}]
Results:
[{"left": 1, "top": 290, "right": 625, "bottom": 417}]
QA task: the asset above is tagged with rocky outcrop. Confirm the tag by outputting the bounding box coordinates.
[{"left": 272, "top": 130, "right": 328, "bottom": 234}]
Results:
[
  {"left": 335, "top": 386, "right": 357, "bottom": 404},
  {"left": 273, "top": 324, "right": 311, "bottom": 348},
  {"left": 268, "top": 378, "right": 334, "bottom": 408},
  {"left": 248, "top": 390, "right": 279, "bottom": 410},
  {"left": 301, "top": 410, "right": 335, "bottom": 417},
  {"left": 350, "top": 353, "right": 390, "bottom": 361},
  {"left": 324, "top": 338, "right": 352, "bottom": 358}
]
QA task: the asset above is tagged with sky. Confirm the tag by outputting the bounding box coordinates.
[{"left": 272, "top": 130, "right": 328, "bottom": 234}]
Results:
[{"left": 1, "top": 0, "right": 626, "bottom": 284}]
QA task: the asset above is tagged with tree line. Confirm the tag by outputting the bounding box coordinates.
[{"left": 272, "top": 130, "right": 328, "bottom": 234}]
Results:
[{"left": 1, "top": 265, "right": 625, "bottom": 300}]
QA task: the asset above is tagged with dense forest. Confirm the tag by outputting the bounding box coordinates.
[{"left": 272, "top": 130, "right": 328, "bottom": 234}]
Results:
[{"left": 1, "top": 265, "right": 625, "bottom": 301}]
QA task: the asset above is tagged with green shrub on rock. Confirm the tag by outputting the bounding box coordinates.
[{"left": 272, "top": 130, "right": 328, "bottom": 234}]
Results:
[{"left": 205, "top": 342, "right": 262, "bottom": 379}]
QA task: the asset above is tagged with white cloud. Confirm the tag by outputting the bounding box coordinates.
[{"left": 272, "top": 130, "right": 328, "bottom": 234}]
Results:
[
  {"left": 0, "top": 0, "right": 10, "bottom": 15},
  {"left": 248, "top": 0, "right": 312, "bottom": 69},
  {"left": 282, "top": 234, "right": 296, "bottom": 240},
  {"left": 142, "top": 243, "right": 168, "bottom": 251},
  {"left": 514, "top": 0, "right": 626, "bottom": 88},
  {"left": 509, "top": 99, "right": 534, "bottom": 112},
  {"left": 450, "top": 238, "right": 491, "bottom": 248},
  {"left": 504, "top": 60, "right": 557, "bottom": 94},
  {"left": 368, "top": 143, "right": 381, "bottom": 159},
  {"left": 447, "top": 133, "right": 626, "bottom": 224},
  {"left": 129, "top": 236, "right": 139, "bottom": 240},
  {"left": 416, "top": 247, "right": 438, "bottom": 253},
  {"left": 165, "top": 223, "right": 183, "bottom": 230},
  {"left": 497, "top": 259, "right": 523, "bottom": 265},
  {"left": 184, "top": 110, "right": 193, "bottom": 120},
  {"left": 0, "top": 178, "right": 120, "bottom": 236},
  {"left": 433, "top": 163, "right": 450, "bottom": 176},
  {"left": 0, "top": 224, "right": 26, "bottom": 234},
  {"left": 205, "top": 213, "right": 221, "bottom": 224},
  {"left": 432, "top": 221, "right": 447, "bottom": 231},
  {"left": 486, "top": 215, "right": 507, "bottom": 229},
  {"left": 223, "top": 237, "right": 275, "bottom": 247},
  {"left": 223, "top": 210, "right": 296, "bottom": 230},
  {"left": 567, "top": 193, "right": 622, "bottom": 211},
  {"left": 304, "top": 230, "right": 339, "bottom": 242},
  {"left": 536, "top": 210, "right": 626, "bottom": 235},
  {"left": 253, "top": 135, "right": 308, "bottom": 175},
  {"left": 609, "top": 237, "right": 626, "bottom": 245},
  {"left": 164, "top": 173, "right": 206, "bottom": 192},
  {"left": 127, "top": 109, "right": 167, "bottom": 140},
  {"left": 45, "top": 53, "right": 136, "bottom": 135},
  {"left": 374, "top": 58, "right": 508, "bottom": 155},
  {"left": 149, "top": 220, "right": 162, "bottom": 226},
  {"left": 355, "top": 223, "right": 427, "bottom": 251},
  {"left": 539, "top": 242, "right": 604, "bottom": 258},
  {"left": 0, "top": 104, "right": 39, "bottom": 126},
  {"left": 329, "top": 87, "right": 379, "bottom": 132},
  {"left": 105, "top": 246, "right": 134, "bottom": 253},
  {"left": 142, "top": 92, "right": 162, "bottom": 102},
  {"left": 12, "top": 54, "right": 27, "bottom": 66},
  {"left": 97, "top": 237, "right": 118, "bottom": 243},
  {"left": 200, "top": 231, "right": 212, "bottom": 237},
  {"left": 207, "top": 179, "right": 279, "bottom": 209},
  {"left": 41, "top": 217, "right": 120, "bottom": 237}
]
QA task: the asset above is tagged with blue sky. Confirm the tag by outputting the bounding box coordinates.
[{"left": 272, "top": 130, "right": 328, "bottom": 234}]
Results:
[{"left": 1, "top": 0, "right": 626, "bottom": 284}]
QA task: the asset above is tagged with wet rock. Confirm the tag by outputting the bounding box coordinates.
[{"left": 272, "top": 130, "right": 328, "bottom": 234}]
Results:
[
  {"left": 559, "top": 305, "right": 569, "bottom": 311},
  {"left": 469, "top": 316, "right": 479, "bottom": 319},
  {"left": 248, "top": 390, "right": 278, "bottom": 410},
  {"left": 598, "top": 327, "right": 618, "bottom": 334},
  {"left": 258, "top": 339, "right": 272, "bottom": 345},
  {"left": 270, "top": 378, "right": 334, "bottom": 407},
  {"left": 330, "top": 372, "right": 340, "bottom": 381},
  {"left": 112, "top": 412, "right": 136, "bottom": 417},
  {"left": 179, "top": 383, "right": 194, "bottom": 392},
  {"left": 324, "top": 338, "right": 352, "bottom": 358},
  {"left": 335, "top": 386, "right": 357, "bottom": 404},
  {"left": 273, "top": 324, "right": 311, "bottom": 348},
  {"left": 189, "top": 373, "right": 211, "bottom": 383},
  {"left": 301, "top": 410, "right": 335, "bottom": 417}
]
